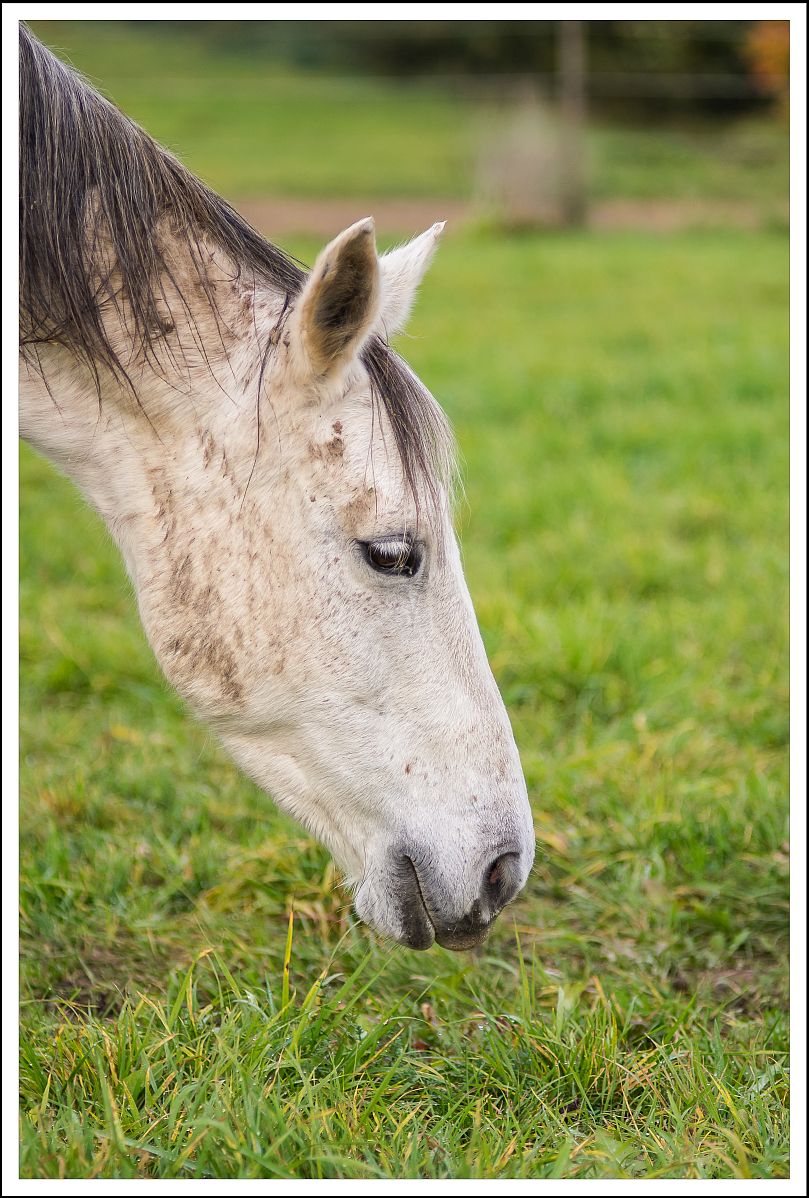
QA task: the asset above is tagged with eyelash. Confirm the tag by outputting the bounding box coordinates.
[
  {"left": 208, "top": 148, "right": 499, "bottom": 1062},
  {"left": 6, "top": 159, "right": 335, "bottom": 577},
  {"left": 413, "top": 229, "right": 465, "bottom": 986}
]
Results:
[{"left": 360, "top": 536, "right": 423, "bottom": 578}]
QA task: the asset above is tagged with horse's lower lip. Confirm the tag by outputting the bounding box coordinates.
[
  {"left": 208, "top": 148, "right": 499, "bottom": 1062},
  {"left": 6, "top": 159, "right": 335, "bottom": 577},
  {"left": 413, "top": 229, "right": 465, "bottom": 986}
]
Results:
[{"left": 435, "top": 926, "right": 491, "bottom": 951}]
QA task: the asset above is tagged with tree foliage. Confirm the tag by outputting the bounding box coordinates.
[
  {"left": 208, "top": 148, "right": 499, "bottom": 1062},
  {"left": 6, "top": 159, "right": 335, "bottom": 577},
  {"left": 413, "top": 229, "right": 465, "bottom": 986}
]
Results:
[{"left": 143, "top": 19, "right": 782, "bottom": 116}]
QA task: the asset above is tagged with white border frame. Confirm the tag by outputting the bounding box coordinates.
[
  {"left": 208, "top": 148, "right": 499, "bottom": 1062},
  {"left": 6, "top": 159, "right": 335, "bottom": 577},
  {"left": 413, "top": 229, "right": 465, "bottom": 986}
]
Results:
[{"left": 3, "top": 5, "right": 805, "bottom": 1194}]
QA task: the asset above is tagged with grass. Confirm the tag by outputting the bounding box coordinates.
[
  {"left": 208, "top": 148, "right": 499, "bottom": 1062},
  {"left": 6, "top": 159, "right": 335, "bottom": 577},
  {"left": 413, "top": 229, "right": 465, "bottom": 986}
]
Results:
[
  {"left": 27, "top": 20, "right": 789, "bottom": 211},
  {"left": 19, "top": 225, "right": 789, "bottom": 1179}
]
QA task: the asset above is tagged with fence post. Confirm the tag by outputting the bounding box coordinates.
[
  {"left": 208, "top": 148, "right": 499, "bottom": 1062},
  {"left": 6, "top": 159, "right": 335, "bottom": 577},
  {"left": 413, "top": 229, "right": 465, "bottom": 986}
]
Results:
[{"left": 558, "top": 19, "right": 587, "bottom": 227}]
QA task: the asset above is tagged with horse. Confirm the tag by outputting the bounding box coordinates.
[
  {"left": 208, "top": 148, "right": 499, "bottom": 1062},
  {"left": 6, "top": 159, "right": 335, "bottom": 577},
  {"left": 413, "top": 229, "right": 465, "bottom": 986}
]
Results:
[{"left": 18, "top": 24, "right": 535, "bottom": 952}]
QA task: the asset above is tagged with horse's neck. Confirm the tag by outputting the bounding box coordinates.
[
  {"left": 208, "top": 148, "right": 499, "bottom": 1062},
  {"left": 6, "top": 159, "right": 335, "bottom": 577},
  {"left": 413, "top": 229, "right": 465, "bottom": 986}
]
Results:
[
  {"left": 20, "top": 347, "right": 156, "bottom": 581},
  {"left": 18, "top": 323, "right": 258, "bottom": 590},
  {"left": 21, "top": 343, "right": 135, "bottom": 500}
]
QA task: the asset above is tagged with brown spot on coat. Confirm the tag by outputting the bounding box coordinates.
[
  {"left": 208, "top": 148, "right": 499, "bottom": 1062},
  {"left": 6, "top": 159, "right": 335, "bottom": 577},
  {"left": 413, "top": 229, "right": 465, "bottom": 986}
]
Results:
[{"left": 308, "top": 435, "right": 345, "bottom": 463}]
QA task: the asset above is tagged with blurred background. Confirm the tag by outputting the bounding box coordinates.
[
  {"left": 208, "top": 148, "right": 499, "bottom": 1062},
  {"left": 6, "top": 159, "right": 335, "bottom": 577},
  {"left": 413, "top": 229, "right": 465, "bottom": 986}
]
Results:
[{"left": 27, "top": 18, "right": 789, "bottom": 236}]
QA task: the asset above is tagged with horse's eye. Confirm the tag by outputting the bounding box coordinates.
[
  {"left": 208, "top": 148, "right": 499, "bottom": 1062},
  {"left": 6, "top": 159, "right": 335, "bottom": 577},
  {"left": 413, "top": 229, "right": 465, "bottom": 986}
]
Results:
[{"left": 362, "top": 537, "right": 421, "bottom": 577}]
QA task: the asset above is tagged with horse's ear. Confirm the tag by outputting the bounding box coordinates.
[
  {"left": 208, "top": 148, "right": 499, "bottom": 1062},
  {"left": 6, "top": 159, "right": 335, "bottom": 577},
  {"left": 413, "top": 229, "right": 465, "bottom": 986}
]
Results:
[
  {"left": 376, "top": 222, "right": 445, "bottom": 339},
  {"left": 292, "top": 217, "right": 380, "bottom": 379}
]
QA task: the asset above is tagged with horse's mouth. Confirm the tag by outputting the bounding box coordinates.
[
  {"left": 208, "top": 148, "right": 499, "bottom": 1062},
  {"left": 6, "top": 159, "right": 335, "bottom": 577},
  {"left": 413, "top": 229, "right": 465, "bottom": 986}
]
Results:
[
  {"left": 402, "top": 857, "right": 492, "bottom": 953},
  {"left": 393, "top": 855, "right": 436, "bottom": 950},
  {"left": 358, "top": 845, "right": 522, "bottom": 952}
]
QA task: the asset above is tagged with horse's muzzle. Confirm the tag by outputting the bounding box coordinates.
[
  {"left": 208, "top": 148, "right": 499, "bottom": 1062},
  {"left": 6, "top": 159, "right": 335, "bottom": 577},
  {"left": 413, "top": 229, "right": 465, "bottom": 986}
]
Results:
[{"left": 393, "top": 848, "right": 526, "bottom": 951}]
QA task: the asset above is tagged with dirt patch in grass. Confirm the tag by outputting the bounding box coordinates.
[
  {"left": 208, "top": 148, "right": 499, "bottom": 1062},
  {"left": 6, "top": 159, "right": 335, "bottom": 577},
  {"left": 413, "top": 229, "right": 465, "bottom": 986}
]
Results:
[
  {"left": 235, "top": 195, "right": 789, "bottom": 239},
  {"left": 671, "top": 963, "right": 788, "bottom": 1015},
  {"left": 27, "top": 938, "right": 179, "bottom": 1017}
]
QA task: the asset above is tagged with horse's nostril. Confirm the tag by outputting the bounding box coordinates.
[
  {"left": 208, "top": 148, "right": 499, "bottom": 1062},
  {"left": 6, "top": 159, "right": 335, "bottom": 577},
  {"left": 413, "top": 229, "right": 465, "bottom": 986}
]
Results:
[{"left": 483, "top": 851, "right": 522, "bottom": 913}]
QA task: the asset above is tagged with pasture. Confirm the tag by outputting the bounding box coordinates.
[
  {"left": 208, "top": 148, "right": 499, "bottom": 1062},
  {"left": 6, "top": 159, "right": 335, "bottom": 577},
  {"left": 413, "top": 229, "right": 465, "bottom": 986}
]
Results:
[
  {"left": 20, "top": 225, "right": 789, "bottom": 1179},
  {"left": 19, "top": 18, "right": 789, "bottom": 1181}
]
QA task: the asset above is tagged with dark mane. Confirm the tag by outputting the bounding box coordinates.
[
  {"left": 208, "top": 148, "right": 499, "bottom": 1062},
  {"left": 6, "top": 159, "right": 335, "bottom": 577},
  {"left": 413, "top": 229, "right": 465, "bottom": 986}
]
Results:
[{"left": 18, "top": 23, "right": 453, "bottom": 504}]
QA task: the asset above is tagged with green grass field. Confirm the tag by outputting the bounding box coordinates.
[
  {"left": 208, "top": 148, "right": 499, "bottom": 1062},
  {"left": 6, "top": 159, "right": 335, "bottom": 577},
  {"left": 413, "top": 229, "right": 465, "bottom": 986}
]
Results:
[
  {"left": 20, "top": 225, "right": 789, "bottom": 1179},
  {"left": 19, "top": 19, "right": 789, "bottom": 1181}
]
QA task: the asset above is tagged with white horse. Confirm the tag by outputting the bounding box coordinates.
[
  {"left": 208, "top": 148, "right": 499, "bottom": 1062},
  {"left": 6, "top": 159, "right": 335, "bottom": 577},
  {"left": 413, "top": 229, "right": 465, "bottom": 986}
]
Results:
[{"left": 19, "top": 25, "right": 535, "bottom": 951}]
